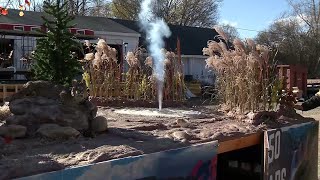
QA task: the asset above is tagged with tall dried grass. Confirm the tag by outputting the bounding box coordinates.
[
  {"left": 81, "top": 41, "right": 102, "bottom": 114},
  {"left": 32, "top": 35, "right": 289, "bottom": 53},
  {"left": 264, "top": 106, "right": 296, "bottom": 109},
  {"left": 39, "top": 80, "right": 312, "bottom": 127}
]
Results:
[
  {"left": 82, "top": 39, "right": 121, "bottom": 98},
  {"left": 124, "top": 48, "right": 185, "bottom": 101},
  {"left": 0, "top": 103, "right": 10, "bottom": 121},
  {"left": 203, "top": 34, "right": 281, "bottom": 113},
  {"left": 81, "top": 40, "right": 185, "bottom": 102}
]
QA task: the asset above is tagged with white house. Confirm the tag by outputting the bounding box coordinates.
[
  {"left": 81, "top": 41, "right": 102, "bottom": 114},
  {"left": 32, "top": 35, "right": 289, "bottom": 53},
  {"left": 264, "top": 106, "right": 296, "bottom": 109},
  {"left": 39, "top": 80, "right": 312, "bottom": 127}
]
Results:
[
  {"left": 0, "top": 9, "right": 225, "bottom": 84},
  {"left": 0, "top": 9, "right": 140, "bottom": 80}
]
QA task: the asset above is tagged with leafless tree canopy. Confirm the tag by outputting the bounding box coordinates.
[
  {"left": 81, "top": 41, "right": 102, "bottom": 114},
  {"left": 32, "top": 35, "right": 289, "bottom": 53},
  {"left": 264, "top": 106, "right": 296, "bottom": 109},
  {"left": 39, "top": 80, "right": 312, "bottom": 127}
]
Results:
[
  {"left": 1, "top": 0, "right": 111, "bottom": 16},
  {"left": 2, "top": 0, "right": 221, "bottom": 27},
  {"left": 220, "top": 24, "right": 239, "bottom": 41},
  {"left": 111, "top": 0, "right": 222, "bottom": 27},
  {"left": 256, "top": 0, "right": 320, "bottom": 78}
]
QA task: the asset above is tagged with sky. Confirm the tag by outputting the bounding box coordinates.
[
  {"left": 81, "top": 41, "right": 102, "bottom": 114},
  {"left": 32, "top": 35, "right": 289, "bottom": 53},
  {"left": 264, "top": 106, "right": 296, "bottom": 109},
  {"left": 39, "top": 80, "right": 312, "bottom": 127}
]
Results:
[{"left": 219, "top": 0, "right": 290, "bottom": 39}]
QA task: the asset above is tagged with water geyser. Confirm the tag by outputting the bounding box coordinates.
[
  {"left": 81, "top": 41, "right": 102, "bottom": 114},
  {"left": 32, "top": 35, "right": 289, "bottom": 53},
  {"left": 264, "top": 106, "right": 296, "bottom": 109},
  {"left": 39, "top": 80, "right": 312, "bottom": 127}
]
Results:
[{"left": 138, "top": 0, "right": 171, "bottom": 111}]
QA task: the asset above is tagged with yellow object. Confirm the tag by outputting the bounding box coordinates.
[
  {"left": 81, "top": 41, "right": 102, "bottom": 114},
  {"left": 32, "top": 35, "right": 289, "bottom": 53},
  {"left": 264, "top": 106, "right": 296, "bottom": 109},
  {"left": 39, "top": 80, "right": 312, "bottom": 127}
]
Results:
[
  {"left": 186, "top": 82, "right": 202, "bottom": 96},
  {"left": 316, "top": 89, "right": 320, "bottom": 97},
  {"left": 292, "top": 87, "right": 302, "bottom": 99},
  {"left": 19, "top": 11, "right": 24, "bottom": 17},
  {"left": 82, "top": 72, "right": 90, "bottom": 88}
]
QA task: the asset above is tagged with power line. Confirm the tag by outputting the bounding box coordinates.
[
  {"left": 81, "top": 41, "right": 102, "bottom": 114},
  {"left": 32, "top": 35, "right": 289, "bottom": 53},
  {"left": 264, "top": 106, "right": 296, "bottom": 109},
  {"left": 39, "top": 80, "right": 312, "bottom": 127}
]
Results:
[
  {"left": 223, "top": 26, "right": 284, "bottom": 36},
  {"left": 235, "top": 27, "right": 266, "bottom": 33}
]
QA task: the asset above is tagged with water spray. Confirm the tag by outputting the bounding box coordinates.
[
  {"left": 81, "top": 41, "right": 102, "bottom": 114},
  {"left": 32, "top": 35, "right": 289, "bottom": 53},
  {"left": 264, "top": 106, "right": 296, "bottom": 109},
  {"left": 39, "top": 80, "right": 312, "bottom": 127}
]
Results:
[{"left": 138, "top": 0, "right": 171, "bottom": 111}]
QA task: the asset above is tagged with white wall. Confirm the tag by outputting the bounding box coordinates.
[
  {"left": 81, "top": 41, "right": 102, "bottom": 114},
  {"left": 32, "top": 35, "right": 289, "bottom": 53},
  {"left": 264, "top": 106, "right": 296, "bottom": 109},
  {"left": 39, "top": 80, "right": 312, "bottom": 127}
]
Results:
[{"left": 181, "top": 55, "right": 215, "bottom": 85}]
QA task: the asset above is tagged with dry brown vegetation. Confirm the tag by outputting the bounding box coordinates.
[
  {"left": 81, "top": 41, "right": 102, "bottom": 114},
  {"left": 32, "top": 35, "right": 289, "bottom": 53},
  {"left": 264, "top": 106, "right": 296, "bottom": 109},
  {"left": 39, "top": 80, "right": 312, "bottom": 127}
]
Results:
[
  {"left": 81, "top": 39, "right": 185, "bottom": 102},
  {"left": 0, "top": 103, "right": 10, "bottom": 121},
  {"left": 203, "top": 29, "right": 282, "bottom": 113}
]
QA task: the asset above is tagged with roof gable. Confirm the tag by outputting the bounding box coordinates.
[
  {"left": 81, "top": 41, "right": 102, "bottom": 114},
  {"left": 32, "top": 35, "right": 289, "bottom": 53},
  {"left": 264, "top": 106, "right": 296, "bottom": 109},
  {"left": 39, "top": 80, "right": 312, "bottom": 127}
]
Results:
[
  {"left": 0, "top": 9, "right": 139, "bottom": 34},
  {"left": 111, "top": 19, "right": 223, "bottom": 55}
]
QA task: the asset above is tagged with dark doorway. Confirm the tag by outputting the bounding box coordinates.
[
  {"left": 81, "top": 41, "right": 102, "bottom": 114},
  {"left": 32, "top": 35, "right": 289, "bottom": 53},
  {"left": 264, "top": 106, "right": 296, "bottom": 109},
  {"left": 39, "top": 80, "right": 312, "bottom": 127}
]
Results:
[
  {"left": 217, "top": 145, "right": 263, "bottom": 180},
  {"left": 0, "top": 38, "right": 14, "bottom": 80},
  {"left": 0, "top": 38, "right": 14, "bottom": 68}
]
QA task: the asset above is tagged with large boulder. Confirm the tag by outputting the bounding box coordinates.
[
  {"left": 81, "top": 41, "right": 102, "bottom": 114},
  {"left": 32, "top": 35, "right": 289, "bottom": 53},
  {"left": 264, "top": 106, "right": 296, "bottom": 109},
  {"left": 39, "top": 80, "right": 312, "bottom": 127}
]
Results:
[
  {"left": 92, "top": 116, "right": 108, "bottom": 133},
  {"left": 0, "top": 125, "right": 27, "bottom": 138},
  {"left": 8, "top": 81, "right": 65, "bottom": 101},
  {"left": 36, "top": 124, "right": 80, "bottom": 140},
  {"left": 5, "top": 81, "right": 98, "bottom": 137}
]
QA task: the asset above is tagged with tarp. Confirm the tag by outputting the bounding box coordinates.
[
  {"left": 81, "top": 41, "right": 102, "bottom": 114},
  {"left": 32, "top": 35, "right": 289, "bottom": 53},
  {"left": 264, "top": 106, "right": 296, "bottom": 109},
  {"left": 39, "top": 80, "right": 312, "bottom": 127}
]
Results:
[
  {"left": 264, "top": 121, "right": 319, "bottom": 180},
  {"left": 18, "top": 141, "right": 218, "bottom": 180}
]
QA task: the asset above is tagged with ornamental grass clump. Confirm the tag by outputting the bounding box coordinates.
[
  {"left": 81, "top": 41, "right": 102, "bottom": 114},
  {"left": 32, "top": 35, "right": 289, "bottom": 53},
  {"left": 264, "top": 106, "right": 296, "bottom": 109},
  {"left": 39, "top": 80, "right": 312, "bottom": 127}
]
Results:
[
  {"left": 81, "top": 40, "right": 185, "bottom": 102},
  {"left": 124, "top": 48, "right": 185, "bottom": 101},
  {"left": 162, "top": 49, "right": 185, "bottom": 101},
  {"left": 203, "top": 30, "right": 280, "bottom": 113},
  {"left": 82, "top": 39, "right": 120, "bottom": 98}
]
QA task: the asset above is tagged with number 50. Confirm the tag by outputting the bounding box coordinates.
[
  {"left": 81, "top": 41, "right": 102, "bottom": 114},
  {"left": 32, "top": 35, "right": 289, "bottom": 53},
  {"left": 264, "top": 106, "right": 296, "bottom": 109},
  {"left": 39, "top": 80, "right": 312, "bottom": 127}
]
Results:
[{"left": 268, "top": 130, "right": 281, "bottom": 164}]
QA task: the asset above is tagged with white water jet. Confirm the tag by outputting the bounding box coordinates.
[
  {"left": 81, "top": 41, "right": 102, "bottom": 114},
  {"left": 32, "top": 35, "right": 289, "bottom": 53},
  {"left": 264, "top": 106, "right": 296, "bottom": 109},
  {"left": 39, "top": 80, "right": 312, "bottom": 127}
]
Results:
[{"left": 138, "top": 0, "right": 171, "bottom": 111}]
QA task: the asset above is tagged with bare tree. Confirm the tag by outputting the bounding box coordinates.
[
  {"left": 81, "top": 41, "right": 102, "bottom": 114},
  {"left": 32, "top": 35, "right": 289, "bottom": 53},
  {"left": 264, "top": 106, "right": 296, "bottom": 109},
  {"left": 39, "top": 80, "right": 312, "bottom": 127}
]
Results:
[
  {"left": 220, "top": 24, "right": 239, "bottom": 41},
  {"left": 1, "top": 0, "right": 47, "bottom": 12},
  {"left": 110, "top": 0, "right": 140, "bottom": 20},
  {"left": 256, "top": 15, "right": 320, "bottom": 78},
  {"left": 111, "top": 0, "right": 222, "bottom": 27},
  {"left": 287, "top": 0, "right": 320, "bottom": 36},
  {"left": 87, "top": 0, "right": 111, "bottom": 17},
  {"left": 285, "top": 0, "right": 320, "bottom": 77}
]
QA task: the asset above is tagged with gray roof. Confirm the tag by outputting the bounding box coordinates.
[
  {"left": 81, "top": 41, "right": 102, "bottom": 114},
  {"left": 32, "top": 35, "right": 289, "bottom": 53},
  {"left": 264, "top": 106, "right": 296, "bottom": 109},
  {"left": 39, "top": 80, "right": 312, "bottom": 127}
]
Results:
[
  {"left": 0, "top": 9, "right": 139, "bottom": 34},
  {"left": 112, "top": 19, "right": 230, "bottom": 55}
]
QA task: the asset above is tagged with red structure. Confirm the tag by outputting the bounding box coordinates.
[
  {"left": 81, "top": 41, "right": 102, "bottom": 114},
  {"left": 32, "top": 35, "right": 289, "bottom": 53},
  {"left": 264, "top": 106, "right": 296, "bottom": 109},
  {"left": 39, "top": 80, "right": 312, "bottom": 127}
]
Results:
[
  {"left": 0, "top": 23, "right": 94, "bottom": 36},
  {"left": 277, "top": 65, "right": 308, "bottom": 96}
]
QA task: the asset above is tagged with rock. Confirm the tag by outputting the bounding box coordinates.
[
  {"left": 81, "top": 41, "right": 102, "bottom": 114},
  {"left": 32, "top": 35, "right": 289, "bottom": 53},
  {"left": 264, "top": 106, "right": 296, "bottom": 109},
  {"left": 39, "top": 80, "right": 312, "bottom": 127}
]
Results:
[
  {"left": 237, "top": 115, "right": 246, "bottom": 120},
  {"left": 247, "top": 112, "right": 256, "bottom": 120},
  {"left": 5, "top": 114, "right": 32, "bottom": 125},
  {"left": 9, "top": 99, "right": 31, "bottom": 115},
  {"left": 172, "top": 131, "right": 191, "bottom": 140},
  {"left": 9, "top": 81, "right": 65, "bottom": 101},
  {"left": 6, "top": 81, "right": 98, "bottom": 136},
  {"left": 227, "top": 111, "right": 235, "bottom": 118},
  {"left": 199, "top": 131, "right": 214, "bottom": 139},
  {"left": 0, "top": 137, "right": 4, "bottom": 147},
  {"left": 210, "top": 132, "right": 223, "bottom": 139},
  {"left": 0, "top": 125, "right": 27, "bottom": 138},
  {"left": 0, "top": 104, "right": 11, "bottom": 121},
  {"left": 37, "top": 124, "right": 80, "bottom": 139},
  {"left": 176, "top": 119, "right": 191, "bottom": 128},
  {"left": 92, "top": 116, "right": 108, "bottom": 132}
]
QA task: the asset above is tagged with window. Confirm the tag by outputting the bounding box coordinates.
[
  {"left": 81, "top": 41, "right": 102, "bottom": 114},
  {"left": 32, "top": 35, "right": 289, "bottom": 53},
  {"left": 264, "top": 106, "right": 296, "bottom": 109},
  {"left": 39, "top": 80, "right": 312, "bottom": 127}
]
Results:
[
  {"left": 31, "top": 27, "right": 40, "bottom": 32},
  {"left": 14, "top": 26, "right": 24, "bottom": 31},
  {"left": 76, "top": 30, "right": 85, "bottom": 35}
]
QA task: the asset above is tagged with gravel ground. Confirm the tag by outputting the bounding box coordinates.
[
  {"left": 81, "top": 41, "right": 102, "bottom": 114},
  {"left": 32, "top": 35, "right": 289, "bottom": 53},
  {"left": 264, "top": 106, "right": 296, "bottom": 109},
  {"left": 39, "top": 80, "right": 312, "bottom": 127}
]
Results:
[{"left": 297, "top": 107, "right": 320, "bottom": 178}]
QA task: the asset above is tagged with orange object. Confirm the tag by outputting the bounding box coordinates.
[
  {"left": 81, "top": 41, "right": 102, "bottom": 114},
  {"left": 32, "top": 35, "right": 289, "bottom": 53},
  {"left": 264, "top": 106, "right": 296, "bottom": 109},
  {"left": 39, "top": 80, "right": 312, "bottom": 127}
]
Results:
[{"left": 1, "top": 8, "right": 8, "bottom": 15}]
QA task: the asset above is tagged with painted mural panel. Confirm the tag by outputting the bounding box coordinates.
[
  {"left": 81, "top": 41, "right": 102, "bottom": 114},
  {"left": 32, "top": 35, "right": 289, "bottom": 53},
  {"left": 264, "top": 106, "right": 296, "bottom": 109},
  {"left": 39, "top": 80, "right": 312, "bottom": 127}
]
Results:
[
  {"left": 265, "top": 121, "right": 319, "bottom": 180},
  {"left": 18, "top": 141, "right": 218, "bottom": 180}
]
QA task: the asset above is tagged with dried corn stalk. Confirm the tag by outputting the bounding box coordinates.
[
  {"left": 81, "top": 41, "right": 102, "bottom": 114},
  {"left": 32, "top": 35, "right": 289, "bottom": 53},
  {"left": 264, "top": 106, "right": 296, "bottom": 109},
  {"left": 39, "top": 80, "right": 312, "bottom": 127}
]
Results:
[{"left": 203, "top": 31, "right": 279, "bottom": 113}]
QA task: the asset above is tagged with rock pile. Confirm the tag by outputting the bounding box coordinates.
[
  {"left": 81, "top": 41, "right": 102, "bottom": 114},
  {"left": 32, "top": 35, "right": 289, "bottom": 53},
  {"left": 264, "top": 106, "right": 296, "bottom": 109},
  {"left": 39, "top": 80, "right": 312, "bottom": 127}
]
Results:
[{"left": 0, "top": 81, "right": 108, "bottom": 140}]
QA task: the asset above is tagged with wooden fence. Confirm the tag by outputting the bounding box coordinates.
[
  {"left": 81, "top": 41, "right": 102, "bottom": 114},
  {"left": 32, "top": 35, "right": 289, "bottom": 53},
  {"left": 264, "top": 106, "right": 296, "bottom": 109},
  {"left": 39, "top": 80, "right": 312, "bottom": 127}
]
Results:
[{"left": 0, "top": 84, "right": 24, "bottom": 102}]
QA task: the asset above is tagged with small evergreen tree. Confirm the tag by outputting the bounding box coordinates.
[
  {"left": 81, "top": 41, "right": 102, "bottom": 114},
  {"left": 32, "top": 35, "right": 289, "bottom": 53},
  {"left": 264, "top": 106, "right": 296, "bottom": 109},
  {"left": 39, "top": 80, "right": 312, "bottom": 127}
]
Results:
[{"left": 32, "top": 0, "right": 81, "bottom": 86}]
